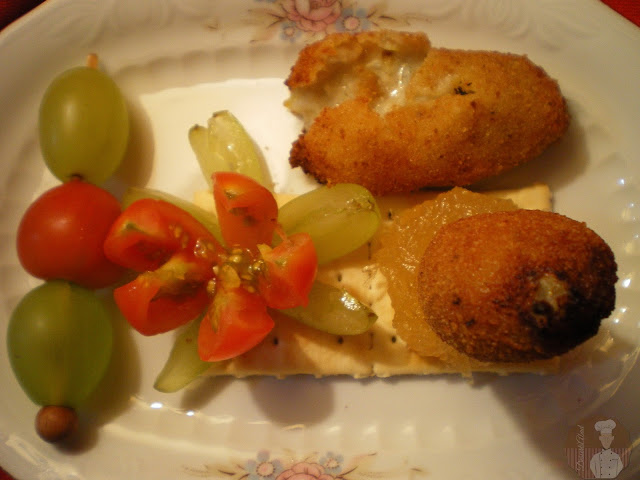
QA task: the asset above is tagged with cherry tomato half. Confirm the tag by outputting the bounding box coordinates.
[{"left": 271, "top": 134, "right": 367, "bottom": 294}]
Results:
[
  {"left": 104, "top": 198, "right": 225, "bottom": 336},
  {"left": 212, "top": 171, "right": 278, "bottom": 250},
  {"left": 16, "top": 179, "right": 125, "bottom": 289},
  {"left": 257, "top": 232, "right": 317, "bottom": 310},
  {"left": 198, "top": 284, "right": 274, "bottom": 362}
]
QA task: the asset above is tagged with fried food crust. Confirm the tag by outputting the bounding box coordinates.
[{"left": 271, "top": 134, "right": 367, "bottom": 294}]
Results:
[
  {"left": 285, "top": 30, "right": 431, "bottom": 91},
  {"left": 417, "top": 210, "right": 617, "bottom": 362},
  {"left": 286, "top": 31, "right": 569, "bottom": 195}
]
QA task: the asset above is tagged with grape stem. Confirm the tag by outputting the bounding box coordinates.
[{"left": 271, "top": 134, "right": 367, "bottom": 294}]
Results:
[{"left": 86, "top": 53, "right": 99, "bottom": 69}]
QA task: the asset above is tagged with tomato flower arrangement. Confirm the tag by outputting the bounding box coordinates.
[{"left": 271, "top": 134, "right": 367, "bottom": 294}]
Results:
[{"left": 104, "top": 172, "right": 318, "bottom": 362}]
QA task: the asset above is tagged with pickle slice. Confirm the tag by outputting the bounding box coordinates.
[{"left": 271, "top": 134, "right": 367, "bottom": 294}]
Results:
[
  {"left": 278, "top": 184, "right": 381, "bottom": 265},
  {"left": 153, "top": 316, "right": 211, "bottom": 393},
  {"left": 122, "top": 186, "right": 223, "bottom": 243},
  {"left": 279, "top": 281, "right": 377, "bottom": 335},
  {"left": 188, "top": 110, "right": 272, "bottom": 189}
]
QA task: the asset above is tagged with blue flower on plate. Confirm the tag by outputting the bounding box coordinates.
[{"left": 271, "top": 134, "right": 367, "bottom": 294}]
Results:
[
  {"left": 319, "top": 451, "right": 344, "bottom": 475},
  {"left": 245, "top": 450, "right": 284, "bottom": 480},
  {"left": 336, "top": 7, "right": 370, "bottom": 32},
  {"left": 280, "top": 20, "right": 303, "bottom": 42}
]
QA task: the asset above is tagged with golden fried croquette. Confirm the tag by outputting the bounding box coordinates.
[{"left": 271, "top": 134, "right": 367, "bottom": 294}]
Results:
[
  {"left": 285, "top": 30, "right": 569, "bottom": 195},
  {"left": 417, "top": 210, "right": 617, "bottom": 362}
]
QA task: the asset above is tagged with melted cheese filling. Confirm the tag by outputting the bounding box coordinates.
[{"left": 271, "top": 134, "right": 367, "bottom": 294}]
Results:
[{"left": 286, "top": 50, "right": 424, "bottom": 128}]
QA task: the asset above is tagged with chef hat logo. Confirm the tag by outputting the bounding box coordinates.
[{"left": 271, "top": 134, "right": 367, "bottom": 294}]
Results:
[
  {"left": 594, "top": 419, "right": 616, "bottom": 435},
  {"left": 564, "top": 415, "right": 631, "bottom": 479}
]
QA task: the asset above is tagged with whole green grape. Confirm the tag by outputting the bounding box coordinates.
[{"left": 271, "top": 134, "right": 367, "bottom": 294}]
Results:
[
  {"left": 39, "top": 60, "right": 129, "bottom": 184},
  {"left": 7, "top": 281, "right": 113, "bottom": 409}
]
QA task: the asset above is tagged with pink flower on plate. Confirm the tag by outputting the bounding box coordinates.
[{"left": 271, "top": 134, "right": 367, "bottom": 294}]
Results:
[
  {"left": 282, "top": 0, "right": 342, "bottom": 32},
  {"left": 276, "top": 461, "right": 335, "bottom": 480}
]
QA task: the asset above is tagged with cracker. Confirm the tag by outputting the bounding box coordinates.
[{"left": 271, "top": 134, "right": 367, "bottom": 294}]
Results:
[{"left": 194, "top": 184, "right": 600, "bottom": 378}]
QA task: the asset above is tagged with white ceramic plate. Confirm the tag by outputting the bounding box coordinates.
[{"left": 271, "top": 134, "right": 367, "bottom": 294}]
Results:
[{"left": 1, "top": 1, "right": 639, "bottom": 479}]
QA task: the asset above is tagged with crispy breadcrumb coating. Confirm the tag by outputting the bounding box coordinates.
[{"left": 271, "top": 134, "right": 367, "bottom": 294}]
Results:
[
  {"left": 417, "top": 210, "right": 617, "bottom": 362},
  {"left": 286, "top": 30, "right": 569, "bottom": 195}
]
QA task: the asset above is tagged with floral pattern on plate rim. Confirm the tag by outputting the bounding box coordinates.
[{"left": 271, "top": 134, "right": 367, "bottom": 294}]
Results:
[
  {"left": 184, "top": 450, "right": 423, "bottom": 479},
  {"left": 247, "top": 0, "right": 430, "bottom": 42}
]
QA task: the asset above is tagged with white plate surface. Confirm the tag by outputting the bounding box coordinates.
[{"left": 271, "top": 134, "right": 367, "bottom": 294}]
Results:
[{"left": 1, "top": 1, "right": 639, "bottom": 479}]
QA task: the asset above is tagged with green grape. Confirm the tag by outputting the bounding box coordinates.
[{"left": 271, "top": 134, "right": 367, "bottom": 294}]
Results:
[
  {"left": 39, "top": 61, "right": 129, "bottom": 184},
  {"left": 277, "top": 184, "right": 381, "bottom": 264},
  {"left": 122, "top": 186, "right": 223, "bottom": 244},
  {"left": 280, "top": 281, "right": 378, "bottom": 335},
  {"left": 189, "top": 110, "right": 271, "bottom": 189},
  {"left": 154, "top": 315, "right": 211, "bottom": 393},
  {"left": 7, "top": 281, "right": 113, "bottom": 408}
]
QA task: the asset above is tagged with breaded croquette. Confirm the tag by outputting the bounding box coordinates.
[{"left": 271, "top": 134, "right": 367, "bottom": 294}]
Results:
[
  {"left": 417, "top": 210, "right": 617, "bottom": 362},
  {"left": 286, "top": 30, "right": 569, "bottom": 195}
]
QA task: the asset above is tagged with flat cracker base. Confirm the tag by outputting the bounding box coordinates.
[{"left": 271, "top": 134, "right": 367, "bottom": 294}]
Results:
[{"left": 197, "top": 184, "right": 602, "bottom": 379}]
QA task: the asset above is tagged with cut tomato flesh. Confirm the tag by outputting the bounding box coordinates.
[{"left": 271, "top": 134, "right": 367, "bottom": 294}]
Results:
[
  {"left": 257, "top": 232, "right": 317, "bottom": 310},
  {"left": 198, "top": 285, "right": 274, "bottom": 362},
  {"left": 212, "top": 171, "right": 278, "bottom": 250}
]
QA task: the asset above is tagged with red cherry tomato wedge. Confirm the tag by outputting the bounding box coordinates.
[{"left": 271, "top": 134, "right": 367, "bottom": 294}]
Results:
[
  {"left": 111, "top": 258, "right": 214, "bottom": 336},
  {"left": 104, "top": 198, "right": 224, "bottom": 335},
  {"left": 103, "top": 198, "right": 223, "bottom": 272},
  {"left": 198, "top": 284, "right": 274, "bottom": 362},
  {"left": 257, "top": 232, "right": 317, "bottom": 310},
  {"left": 16, "top": 179, "right": 125, "bottom": 289},
  {"left": 212, "top": 171, "right": 278, "bottom": 250}
]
